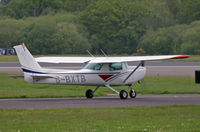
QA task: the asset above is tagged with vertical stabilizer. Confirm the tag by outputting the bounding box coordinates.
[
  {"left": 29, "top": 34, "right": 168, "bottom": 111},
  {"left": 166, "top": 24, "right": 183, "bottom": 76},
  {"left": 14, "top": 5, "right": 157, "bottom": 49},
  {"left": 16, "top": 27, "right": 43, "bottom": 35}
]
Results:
[{"left": 14, "top": 44, "right": 42, "bottom": 72}]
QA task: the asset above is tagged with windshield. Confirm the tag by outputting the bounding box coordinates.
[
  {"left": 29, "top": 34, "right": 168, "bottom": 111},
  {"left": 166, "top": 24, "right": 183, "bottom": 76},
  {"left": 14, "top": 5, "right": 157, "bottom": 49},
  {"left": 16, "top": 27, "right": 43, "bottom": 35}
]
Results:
[{"left": 84, "top": 63, "right": 103, "bottom": 70}]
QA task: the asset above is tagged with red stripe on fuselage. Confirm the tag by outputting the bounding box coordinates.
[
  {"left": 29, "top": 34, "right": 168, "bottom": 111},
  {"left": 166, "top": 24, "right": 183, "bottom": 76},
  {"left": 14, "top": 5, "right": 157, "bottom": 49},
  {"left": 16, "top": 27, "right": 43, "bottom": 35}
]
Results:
[{"left": 98, "top": 75, "right": 113, "bottom": 81}]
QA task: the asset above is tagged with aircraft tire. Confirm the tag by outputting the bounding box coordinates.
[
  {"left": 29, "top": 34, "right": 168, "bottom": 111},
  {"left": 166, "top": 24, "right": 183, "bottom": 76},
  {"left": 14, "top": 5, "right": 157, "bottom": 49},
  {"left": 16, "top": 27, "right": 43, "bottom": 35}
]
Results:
[
  {"left": 129, "top": 90, "right": 136, "bottom": 98},
  {"left": 86, "top": 89, "right": 93, "bottom": 98},
  {"left": 119, "top": 90, "right": 128, "bottom": 99}
]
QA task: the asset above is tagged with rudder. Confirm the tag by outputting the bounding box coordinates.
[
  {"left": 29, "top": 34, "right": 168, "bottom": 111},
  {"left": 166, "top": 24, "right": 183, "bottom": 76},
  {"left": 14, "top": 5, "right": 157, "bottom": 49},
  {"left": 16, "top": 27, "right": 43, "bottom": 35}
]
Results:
[{"left": 14, "top": 44, "right": 42, "bottom": 72}]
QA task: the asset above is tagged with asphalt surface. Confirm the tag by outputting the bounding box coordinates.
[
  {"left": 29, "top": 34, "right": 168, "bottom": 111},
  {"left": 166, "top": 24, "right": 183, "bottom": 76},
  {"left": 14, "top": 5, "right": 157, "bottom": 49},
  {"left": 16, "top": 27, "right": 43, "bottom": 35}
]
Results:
[
  {"left": 0, "top": 61, "right": 200, "bottom": 76},
  {"left": 0, "top": 94, "right": 199, "bottom": 109},
  {"left": 1, "top": 61, "right": 200, "bottom": 67}
]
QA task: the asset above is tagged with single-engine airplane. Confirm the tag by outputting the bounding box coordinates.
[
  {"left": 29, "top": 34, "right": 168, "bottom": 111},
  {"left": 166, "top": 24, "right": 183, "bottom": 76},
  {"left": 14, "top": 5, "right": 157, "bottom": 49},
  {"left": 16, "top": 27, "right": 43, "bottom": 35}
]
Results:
[{"left": 14, "top": 44, "right": 189, "bottom": 99}]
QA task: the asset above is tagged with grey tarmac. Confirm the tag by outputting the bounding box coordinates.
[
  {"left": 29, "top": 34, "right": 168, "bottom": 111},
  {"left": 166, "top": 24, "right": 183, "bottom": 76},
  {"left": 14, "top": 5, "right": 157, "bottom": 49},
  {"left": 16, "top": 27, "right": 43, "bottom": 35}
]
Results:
[
  {"left": 0, "top": 61, "right": 200, "bottom": 76},
  {"left": 0, "top": 66, "right": 199, "bottom": 76},
  {"left": 1, "top": 61, "right": 200, "bottom": 67},
  {"left": 0, "top": 94, "right": 200, "bottom": 109}
]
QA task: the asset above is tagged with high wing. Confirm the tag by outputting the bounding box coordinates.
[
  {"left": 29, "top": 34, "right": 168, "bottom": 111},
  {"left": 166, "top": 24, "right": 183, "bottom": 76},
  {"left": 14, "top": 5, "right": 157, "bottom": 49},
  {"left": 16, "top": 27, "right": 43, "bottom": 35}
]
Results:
[
  {"left": 89, "top": 55, "right": 189, "bottom": 63},
  {"left": 36, "top": 55, "right": 189, "bottom": 64}
]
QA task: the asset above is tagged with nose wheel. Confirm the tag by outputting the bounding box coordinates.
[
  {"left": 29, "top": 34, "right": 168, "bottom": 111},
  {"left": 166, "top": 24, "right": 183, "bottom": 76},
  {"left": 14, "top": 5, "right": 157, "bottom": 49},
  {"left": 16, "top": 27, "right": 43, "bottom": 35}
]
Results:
[
  {"left": 129, "top": 85, "right": 137, "bottom": 98},
  {"left": 129, "top": 90, "right": 136, "bottom": 98}
]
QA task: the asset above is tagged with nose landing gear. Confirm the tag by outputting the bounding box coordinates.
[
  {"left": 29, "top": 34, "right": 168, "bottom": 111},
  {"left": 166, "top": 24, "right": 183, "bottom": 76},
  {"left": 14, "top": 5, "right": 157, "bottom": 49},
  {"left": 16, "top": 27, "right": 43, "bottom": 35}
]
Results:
[
  {"left": 129, "top": 90, "right": 137, "bottom": 98},
  {"left": 129, "top": 85, "right": 137, "bottom": 98}
]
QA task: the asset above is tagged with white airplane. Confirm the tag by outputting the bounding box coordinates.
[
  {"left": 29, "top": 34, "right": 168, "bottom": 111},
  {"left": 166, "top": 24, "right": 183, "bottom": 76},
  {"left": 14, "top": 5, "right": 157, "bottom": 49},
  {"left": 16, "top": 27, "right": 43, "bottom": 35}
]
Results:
[{"left": 14, "top": 44, "right": 189, "bottom": 99}]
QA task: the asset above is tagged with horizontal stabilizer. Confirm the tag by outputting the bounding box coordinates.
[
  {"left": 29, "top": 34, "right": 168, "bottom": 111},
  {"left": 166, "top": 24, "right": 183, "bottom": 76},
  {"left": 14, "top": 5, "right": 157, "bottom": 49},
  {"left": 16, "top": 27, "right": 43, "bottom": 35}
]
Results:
[{"left": 30, "top": 74, "right": 56, "bottom": 79}]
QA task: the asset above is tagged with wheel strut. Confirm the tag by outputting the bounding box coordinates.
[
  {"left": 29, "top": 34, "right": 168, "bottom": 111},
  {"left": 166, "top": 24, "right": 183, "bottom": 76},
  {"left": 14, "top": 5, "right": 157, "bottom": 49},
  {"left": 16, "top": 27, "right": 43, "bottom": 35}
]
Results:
[
  {"left": 105, "top": 85, "right": 128, "bottom": 99},
  {"left": 129, "top": 85, "right": 137, "bottom": 98}
]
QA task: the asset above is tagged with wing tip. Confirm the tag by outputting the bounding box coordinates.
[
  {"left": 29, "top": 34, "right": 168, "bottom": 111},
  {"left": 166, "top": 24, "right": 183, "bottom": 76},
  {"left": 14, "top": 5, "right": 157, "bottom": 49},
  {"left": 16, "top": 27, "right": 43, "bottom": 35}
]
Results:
[{"left": 171, "top": 55, "right": 190, "bottom": 59}]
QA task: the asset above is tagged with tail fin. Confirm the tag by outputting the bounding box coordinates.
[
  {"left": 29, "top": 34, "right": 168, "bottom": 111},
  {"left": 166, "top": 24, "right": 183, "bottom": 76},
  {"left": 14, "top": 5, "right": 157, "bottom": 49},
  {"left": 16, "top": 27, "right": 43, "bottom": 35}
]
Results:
[{"left": 14, "top": 44, "right": 42, "bottom": 72}]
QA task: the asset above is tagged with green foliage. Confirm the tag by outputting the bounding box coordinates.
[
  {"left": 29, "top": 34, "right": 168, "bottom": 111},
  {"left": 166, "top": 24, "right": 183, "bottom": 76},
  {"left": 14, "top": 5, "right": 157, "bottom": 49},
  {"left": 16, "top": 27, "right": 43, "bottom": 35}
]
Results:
[
  {"left": 177, "top": 0, "right": 200, "bottom": 24},
  {"left": 22, "top": 17, "right": 57, "bottom": 54},
  {"left": 0, "top": 13, "right": 91, "bottom": 54},
  {"left": 166, "top": 0, "right": 181, "bottom": 17},
  {"left": 0, "top": 0, "right": 63, "bottom": 18},
  {"left": 181, "top": 42, "right": 200, "bottom": 55},
  {"left": 63, "top": 0, "right": 98, "bottom": 12},
  {"left": 153, "top": 36, "right": 173, "bottom": 55},
  {"left": 0, "top": 0, "right": 97, "bottom": 19},
  {"left": 146, "top": 0, "right": 176, "bottom": 30},
  {"left": 138, "top": 20, "right": 200, "bottom": 55},
  {"left": 0, "top": 18, "right": 25, "bottom": 48},
  {"left": 80, "top": 0, "right": 151, "bottom": 54},
  {"left": 52, "top": 22, "right": 90, "bottom": 54},
  {"left": 1, "top": 0, "right": 29, "bottom": 19},
  {"left": 179, "top": 22, "right": 200, "bottom": 54},
  {"left": 0, "top": 0, "right": 200, "bottom": 55}
]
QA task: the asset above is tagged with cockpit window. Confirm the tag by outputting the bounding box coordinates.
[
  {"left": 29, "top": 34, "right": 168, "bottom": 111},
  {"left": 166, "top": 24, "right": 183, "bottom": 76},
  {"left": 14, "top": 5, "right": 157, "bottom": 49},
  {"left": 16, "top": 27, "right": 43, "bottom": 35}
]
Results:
[
  {"left": 84, "top": 63, "right": 103, "bottom": 70},
  {"left": 109, "top": 62, "right": 122, "bottom": 71},
  {"left": 124, "top": 62, "right": 129, "bottom": 68}
]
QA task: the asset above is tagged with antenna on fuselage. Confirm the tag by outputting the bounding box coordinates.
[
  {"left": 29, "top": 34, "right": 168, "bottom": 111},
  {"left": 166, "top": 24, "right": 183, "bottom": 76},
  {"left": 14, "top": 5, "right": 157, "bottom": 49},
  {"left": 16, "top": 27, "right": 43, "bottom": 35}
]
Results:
[
  {"left": 100, "top": 49, "right": 107, "bottom": 57},
  {"left": 86, "top": 50, "right": 94, "bottom": 57}
]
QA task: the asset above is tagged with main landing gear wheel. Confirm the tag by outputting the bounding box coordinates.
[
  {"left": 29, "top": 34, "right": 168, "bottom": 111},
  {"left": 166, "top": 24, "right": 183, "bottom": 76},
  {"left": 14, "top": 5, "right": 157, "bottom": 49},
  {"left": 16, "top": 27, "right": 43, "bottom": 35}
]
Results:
[
  {"left": 86, "top": 89, "right": 93, "bottom": 98},
  {"left": 119, "top": 90, "right": 128, "bottom": 99},
  {"left": 129, "top": 90, "right": 136, "bottom": 98}
]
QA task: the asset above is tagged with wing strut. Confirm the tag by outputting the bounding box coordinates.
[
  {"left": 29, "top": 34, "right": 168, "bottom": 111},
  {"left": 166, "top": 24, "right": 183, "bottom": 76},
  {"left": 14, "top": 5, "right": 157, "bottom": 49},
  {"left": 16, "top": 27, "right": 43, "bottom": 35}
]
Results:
[
  {"left": 100, "top": 49, "right": 107, "bottom": 57},
  {"left": 123, "top": 61, "right": 144, "bottom": 83},
  {"left": 86, "top": 50, "right": 94, "bottom": 57}
]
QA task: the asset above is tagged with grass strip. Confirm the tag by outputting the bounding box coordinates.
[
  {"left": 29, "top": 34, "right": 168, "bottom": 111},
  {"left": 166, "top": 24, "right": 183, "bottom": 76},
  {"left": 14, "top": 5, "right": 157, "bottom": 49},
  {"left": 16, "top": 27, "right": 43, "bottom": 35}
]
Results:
[
  {"left": 0, "top": 106, "right": 199, "bottom": 132},
  {"left": 0, "top": 73, "right": 200, "bottom": 98}
]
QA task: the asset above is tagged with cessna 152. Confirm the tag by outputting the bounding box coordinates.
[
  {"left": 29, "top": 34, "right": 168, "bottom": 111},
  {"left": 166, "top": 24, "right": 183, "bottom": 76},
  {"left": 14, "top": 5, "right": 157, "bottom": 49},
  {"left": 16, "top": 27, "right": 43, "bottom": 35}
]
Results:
[{"left": 14, "top": 44, "right": 189, "bottom": 99}]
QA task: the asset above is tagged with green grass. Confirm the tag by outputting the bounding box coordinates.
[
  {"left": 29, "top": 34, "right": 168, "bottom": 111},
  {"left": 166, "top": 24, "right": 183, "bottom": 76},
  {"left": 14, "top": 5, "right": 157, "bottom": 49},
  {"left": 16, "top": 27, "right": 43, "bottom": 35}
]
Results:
[
  {"left": 136, "top": 76, "right": 200, "bottom": 94},
  {"left": 0, "top": 55, "right": 18, "bottom": 62},
  {"left": 1, "top": 73, "right": 200, "bottom": 98},
  {"left": 0, "top": 106, "right": 200, "bottom": 132},
  {"left": 0, "top": 55, "right": 200, "bottom": 62},
  {"left": 0, "top": 73, "right": 105, "bottom": 98}
]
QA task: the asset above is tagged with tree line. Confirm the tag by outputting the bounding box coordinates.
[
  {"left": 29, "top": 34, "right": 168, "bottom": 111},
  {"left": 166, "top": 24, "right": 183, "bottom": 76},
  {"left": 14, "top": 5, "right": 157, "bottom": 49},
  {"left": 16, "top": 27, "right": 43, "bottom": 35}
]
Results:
[{"left": 0, "top": 0, "right": 200, "bottom": 55}]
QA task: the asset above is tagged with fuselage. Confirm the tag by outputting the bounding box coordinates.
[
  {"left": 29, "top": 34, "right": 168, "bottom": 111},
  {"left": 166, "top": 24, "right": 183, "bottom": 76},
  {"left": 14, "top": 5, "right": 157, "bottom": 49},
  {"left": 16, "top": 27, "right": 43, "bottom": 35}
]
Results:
[{"left": 24, "top": 62, "right": 146, "bottom": 86}]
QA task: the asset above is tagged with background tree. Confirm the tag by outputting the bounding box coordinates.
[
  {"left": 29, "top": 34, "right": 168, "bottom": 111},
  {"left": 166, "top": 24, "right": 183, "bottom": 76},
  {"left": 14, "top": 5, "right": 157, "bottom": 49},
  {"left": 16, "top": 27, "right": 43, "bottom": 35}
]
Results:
[
  {"left": 0, "top": 18, "right": 25, "bottom": 48},
  {"left": 80, "top": 0, "right": 151, "bottom": 54},
  {"left": 177, "top": 0, "right": 200, "bottom": 24},
  {"left": 0, "top": 0, "right": 200, "bottom": 55}
]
